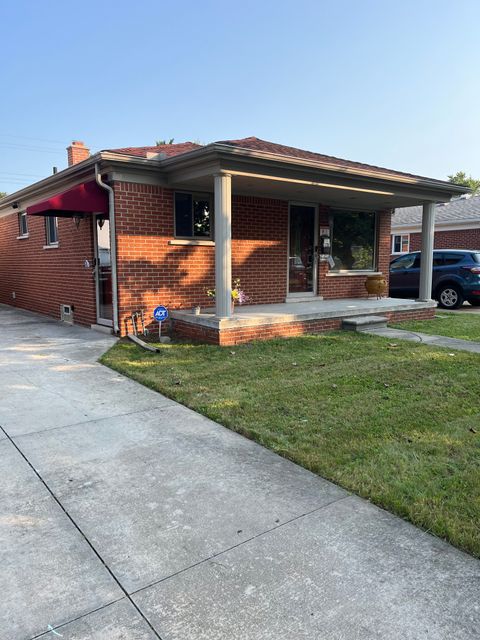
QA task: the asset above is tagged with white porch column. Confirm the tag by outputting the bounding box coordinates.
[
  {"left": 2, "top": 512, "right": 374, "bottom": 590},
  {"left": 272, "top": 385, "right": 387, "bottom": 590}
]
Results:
[
  {"left": 418, "top": 202, "right": 436, "bottom": 301},
  {"left": 214, "top": 173, "right": 232, "bottom": 318}
]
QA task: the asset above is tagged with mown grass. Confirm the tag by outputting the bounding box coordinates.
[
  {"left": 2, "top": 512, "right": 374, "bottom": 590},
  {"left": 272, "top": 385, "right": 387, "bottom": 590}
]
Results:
[
  {"left": 101, "top": 332, "right": 480, "bottom": 557},
  {"left": 393, "top": 312, "right": 480, "bottom": 342}
]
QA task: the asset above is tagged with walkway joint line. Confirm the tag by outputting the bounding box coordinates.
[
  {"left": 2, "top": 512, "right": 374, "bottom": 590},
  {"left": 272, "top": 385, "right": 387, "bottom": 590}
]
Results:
[{"left": 0, "top": 424, "right": 164, "bottom": 640}]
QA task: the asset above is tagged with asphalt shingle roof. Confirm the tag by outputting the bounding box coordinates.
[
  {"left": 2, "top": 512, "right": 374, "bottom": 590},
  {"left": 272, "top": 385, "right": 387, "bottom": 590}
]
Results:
[
  {"left": 105, "top": 142, "right": 202, "bottom": 158},
  {"left": 106, "top": 136, "right": 438, "bottom": 182},
  {"left": 393, "top": 195, "right": 480, "bottom": 227},
  {"left": 214, "top": 137, "right": 432, "bottom": 181}
]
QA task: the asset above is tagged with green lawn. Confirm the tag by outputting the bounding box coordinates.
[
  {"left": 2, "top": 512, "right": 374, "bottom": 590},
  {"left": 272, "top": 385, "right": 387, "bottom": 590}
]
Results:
[
  {"left": 101, "top": 333, "right": 480, "bottom": 558},
  {"left": 393, "top": 312, "right": 480, "bottom": 342}
]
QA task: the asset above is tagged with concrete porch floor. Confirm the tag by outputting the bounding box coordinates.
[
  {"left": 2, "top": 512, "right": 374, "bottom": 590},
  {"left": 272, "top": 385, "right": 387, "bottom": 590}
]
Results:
[{"left": 171, "top": 297, "right": 437, "bottom": 330}]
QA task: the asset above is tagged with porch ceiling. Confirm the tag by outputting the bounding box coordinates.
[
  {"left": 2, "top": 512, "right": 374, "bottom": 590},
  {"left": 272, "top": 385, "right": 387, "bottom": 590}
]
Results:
[
  {"left": 163, "top": 145, "right": 465, "bottom": 210},
  {"left": 169, "top": 172, "right": 428, "bottom": 210}
]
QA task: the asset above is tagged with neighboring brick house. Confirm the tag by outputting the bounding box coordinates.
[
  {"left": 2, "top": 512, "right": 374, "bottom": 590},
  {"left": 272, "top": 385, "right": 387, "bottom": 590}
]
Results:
[
  {"left": 391, "top": 195, "right": 480, "bottom": 258},
  {"left": 0, "top": 137, "right": 464, "bottom": 344}
]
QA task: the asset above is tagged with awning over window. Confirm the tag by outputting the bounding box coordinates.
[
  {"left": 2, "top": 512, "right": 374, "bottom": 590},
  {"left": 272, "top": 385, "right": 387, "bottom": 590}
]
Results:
[{"left": 26, "top": 180, "right": 109, "bottom": 217}]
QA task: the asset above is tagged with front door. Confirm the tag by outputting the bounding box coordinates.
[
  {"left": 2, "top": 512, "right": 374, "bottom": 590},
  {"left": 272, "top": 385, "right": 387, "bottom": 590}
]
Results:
[
  {"left": 94, "top": 215, "right": 113, "bottom": 326},
  {"left": 288, "top": 204, "right": 318, "bottom": 296}
]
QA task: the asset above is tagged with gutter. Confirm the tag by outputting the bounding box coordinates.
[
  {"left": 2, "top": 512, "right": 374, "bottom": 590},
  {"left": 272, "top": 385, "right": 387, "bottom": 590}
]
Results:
[{"left": 95, "top": 164, "right": 119, "bottom": 334}]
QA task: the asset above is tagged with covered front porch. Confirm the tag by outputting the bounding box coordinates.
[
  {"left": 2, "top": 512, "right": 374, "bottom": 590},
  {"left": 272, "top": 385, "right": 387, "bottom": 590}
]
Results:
[
  {"left": 163, "top": 142, "right": 449, "bottom": 328},
  {"left": 171, "top": 297, "right": 436, "bottom": 345}
]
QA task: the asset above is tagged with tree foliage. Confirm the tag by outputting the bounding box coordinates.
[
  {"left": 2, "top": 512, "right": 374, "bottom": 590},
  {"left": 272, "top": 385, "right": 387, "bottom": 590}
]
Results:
[
  {"left": 0, "top": 191, "right": 7, "bottom": 199},
  {"left": 448, "top": 171, "right": 480, "bottom": 195},
  {"left": 155, "top": 138, "right": 175, "bottom": 146}
]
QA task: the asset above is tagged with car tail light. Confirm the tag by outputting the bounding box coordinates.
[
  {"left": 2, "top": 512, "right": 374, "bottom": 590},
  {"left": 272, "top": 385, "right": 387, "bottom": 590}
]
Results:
[{"left": 461, "top": 266, "right": 480, "bottom": 273}]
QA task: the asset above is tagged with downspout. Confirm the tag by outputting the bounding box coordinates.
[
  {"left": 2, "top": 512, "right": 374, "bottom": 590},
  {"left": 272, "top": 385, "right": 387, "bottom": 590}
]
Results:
[{"left": 95, "top": 164, "right": 119, "bottom": 334}]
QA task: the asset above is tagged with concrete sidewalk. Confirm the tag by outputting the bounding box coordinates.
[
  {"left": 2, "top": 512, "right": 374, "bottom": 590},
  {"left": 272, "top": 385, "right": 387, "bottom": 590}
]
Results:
[
  {"left": 365, "top": 325, "right": 480, "bottom": 353},
  {"left": 1, "top": 304, "right": 479, "bottom": 640}
]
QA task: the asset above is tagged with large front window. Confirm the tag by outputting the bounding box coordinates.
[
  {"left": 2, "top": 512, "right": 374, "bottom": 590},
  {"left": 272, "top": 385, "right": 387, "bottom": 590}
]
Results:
[
  {"left": 174, "top": 192, "right": 212, "bottom": 238},
  {"left": 330, "top": 211, "right": 376, "bottom": 271}
]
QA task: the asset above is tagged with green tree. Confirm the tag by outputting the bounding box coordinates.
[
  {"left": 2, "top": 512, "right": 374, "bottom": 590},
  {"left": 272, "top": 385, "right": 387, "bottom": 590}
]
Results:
[
  {"left": 0, "top": 191, "right": 7, "bottom": 199},
  {"left": 155, "top": 138, "right": 175, "bottom": 145},
  {"left": 448, "top": 171, "right": 480, "bottom": 195}
]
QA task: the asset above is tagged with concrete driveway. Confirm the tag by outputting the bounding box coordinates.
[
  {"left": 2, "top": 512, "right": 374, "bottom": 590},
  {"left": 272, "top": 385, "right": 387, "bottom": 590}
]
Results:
[{"left": 1, "top": 304, "right": 479, "bottom": 640}]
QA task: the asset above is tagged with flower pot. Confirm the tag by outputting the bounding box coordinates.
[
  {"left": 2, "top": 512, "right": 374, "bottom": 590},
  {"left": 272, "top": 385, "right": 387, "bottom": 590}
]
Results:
[
  {"left": 365, "top": 274, "right": 387, "bottom": 298},
  {"left": 193, "top": 306, "right": 201, "bottom": 316}
]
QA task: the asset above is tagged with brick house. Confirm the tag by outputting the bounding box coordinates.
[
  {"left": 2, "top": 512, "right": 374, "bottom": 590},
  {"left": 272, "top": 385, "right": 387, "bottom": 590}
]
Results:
[
  {"left": 0, "top": 137, "right": 464, "bottom": 344},
  {"left": 391, "top": 194, "right": 479, "bottom": 257}
]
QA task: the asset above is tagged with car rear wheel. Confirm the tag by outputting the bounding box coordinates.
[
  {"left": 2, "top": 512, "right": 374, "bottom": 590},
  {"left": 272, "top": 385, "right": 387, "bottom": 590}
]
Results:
[{"left": 437, "top": 284, "right": 464, "bottom": 309}]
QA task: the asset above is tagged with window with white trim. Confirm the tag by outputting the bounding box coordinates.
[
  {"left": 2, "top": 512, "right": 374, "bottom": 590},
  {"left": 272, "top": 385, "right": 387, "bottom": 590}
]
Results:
[
  {"left": 391, "top": 234, "right": 410, "bottom": 254},
  {"left": 45, "top": 216, "right": 58, "bottom": 245},
  {"left": 18, "top": 211, "right": 28, "bottom": 237},
  {"left": 174, "top": 192, "right": 213, "bottom": 239}
]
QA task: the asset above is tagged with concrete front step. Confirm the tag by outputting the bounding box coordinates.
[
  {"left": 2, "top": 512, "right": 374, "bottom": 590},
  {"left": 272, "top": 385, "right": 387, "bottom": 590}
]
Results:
[{"left": 342, "top": 315, "right": 388, "bottom": 332}]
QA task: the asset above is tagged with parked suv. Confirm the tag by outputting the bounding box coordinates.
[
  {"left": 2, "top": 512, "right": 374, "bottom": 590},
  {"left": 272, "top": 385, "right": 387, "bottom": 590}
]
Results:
[{"left": 389, "top": 250, "right": 480, "bottom": 309}]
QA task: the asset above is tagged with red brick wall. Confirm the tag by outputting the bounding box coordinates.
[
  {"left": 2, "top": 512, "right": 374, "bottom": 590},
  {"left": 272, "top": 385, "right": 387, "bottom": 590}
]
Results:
[
  {"left": 114, "top": 182, "right": 393, "bottom": 335},
  {"left": 391, "top": 227, "right": 480, "bottom": 259},
  {"left": 0, "top": 212, "right": 96, "bottom": 325},
  {"left": 411, "top": 228, "right": 480, "bottom": 252},
  {"left": 0, "top": 180, "right": 393, "bottom": 335},
  {"left": 114, "top": 183, "right": 290, "bottom": 334}
]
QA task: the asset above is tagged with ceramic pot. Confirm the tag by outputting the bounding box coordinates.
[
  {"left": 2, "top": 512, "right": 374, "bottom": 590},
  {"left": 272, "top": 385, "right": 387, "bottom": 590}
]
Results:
[{"left": 365, "top": 274, "right": 387, "bottom": 297}]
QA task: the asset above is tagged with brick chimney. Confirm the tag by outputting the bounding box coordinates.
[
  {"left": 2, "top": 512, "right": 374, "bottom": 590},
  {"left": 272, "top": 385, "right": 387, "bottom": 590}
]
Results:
[{"left": 67, "top": 141, "right": 90, "bottom": 166}]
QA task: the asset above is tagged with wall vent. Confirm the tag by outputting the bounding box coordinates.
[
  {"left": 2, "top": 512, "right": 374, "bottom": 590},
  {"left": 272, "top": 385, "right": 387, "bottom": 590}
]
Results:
[{"left": 60, "top": 304, "right": 74, "bottom": 324}]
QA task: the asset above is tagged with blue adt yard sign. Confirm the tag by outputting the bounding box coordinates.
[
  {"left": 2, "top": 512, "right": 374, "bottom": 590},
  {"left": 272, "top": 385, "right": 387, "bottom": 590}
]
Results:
[{"left": 153, "top": 306, "right": 169, "bottom": 322}]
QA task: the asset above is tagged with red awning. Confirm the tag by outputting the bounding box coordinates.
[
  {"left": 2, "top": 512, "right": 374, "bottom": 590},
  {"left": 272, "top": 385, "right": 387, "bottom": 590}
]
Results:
[{"left": 27, "top": 180, "right": 109, "bottom": 217}]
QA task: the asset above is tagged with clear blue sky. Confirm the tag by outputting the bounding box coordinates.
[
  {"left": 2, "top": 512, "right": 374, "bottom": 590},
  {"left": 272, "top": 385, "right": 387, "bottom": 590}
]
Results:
[{"left": 1, "top": 0, "right": 479, "bottom": 194}]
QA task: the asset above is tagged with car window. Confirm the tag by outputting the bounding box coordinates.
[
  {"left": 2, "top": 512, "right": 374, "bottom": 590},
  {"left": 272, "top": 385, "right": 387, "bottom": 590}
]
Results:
[
  {"left": 443, "top": 253, "right": 463, "bottom": 265},
  {"left": 391, "top": 254, "right": 417, "bottom": 270},
  {"left": 433, "top": 253, "right": 444, "bottom": 266},
  {"left": 472, "top": 253, "right": 480, "bottom": 264}
]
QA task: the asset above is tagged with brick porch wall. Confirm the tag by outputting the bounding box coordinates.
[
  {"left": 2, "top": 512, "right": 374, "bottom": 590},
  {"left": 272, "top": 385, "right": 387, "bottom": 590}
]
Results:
[
  {"left": 172, "top": 306, "right": 435, "bottom": 346},
  {"left": 0, "top": 212, "right": 96, "bottom": 326},
  {"left": 114, "top": 181, "right": 392, "bottom": 336}
]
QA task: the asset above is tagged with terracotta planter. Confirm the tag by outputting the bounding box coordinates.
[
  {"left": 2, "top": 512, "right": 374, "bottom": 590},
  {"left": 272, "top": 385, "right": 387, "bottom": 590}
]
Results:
[{"left": 365, "top": 274, "right": 387, "bottom": 298}]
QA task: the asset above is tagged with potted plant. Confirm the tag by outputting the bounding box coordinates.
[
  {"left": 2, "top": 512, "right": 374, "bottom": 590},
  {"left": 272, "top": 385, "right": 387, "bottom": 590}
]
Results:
[{"left": 206, "top": 278, "right": 249, "bottom": 314}]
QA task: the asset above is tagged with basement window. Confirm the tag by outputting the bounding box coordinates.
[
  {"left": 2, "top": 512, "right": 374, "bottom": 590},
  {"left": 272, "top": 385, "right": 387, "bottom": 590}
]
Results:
[
  {"left": 45, "top": 216, "right": 58, "bottom": 245},
  {"left": 174, "top": 192, "right": 213, "bottom": 239},
  {"left": 18, "top": 211, "right": 28, "bottom": 237}
]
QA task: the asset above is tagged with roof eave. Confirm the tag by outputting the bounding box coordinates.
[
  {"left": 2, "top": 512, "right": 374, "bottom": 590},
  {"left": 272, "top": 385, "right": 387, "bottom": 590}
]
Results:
[
  {"left": 0, "top": 153, "right": 103, "bottom": 210},
  {"left": 158, "top": 143, "right": 467, "bottom": 198}
]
